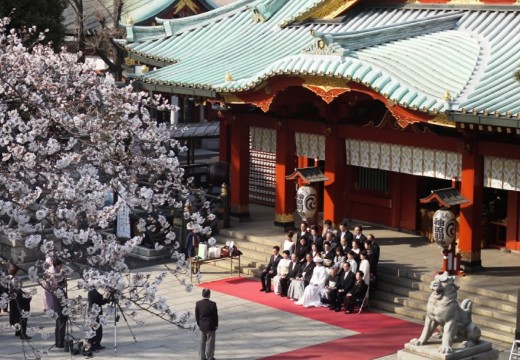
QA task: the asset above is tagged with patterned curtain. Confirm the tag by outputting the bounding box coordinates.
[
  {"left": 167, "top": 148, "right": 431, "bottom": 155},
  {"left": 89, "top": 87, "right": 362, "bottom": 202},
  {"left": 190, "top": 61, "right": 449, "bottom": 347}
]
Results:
[
  {"left": 484, "top": 156, "right": 520, "bottom": 191},
  {"left": 345, "top": 139, "right": 461, "bottom": 180},
  {"left": 295, "top": 132, "right": 325, "bottom": 160},
  {"left": 250, "top": 127, "right": 276, "bottom": 153}
]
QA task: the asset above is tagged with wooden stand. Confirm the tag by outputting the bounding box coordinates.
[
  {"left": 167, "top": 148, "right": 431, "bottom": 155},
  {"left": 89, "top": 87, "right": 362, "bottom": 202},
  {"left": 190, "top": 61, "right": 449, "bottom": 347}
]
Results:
[{"left": 189, "top": 255, "right": 241, "bottom": 284}]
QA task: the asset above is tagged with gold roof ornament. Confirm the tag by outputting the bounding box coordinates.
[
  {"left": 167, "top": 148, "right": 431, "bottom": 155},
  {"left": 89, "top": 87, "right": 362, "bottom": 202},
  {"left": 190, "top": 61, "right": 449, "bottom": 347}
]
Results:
[
  {"left": 444, "top": 90, "right": 452, "bottom": 102},
  {"left": 127, "top": 16, "right": 134, "bottom": 25},
  {"left": 141, "top": 64, "right": 149, "bottom": 73},
  {"left": 225, "top": 72, "right": 234, "bottom": 82}
]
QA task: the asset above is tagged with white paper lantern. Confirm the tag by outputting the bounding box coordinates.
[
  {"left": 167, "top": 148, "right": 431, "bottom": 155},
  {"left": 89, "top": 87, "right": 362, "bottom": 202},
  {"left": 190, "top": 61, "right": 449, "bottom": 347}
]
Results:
[
  {"left": 433, "top": 208, "right": 456, "bottom": 249},
  {"left": 296, "top": 185, "right": 317, "bottom": 221}
]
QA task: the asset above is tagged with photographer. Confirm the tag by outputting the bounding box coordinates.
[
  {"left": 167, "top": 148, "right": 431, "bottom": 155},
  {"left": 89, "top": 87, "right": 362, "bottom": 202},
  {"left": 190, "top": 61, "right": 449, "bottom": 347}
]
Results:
[{"left": 87, "top": 288, "right": 111, "bottom": 352}]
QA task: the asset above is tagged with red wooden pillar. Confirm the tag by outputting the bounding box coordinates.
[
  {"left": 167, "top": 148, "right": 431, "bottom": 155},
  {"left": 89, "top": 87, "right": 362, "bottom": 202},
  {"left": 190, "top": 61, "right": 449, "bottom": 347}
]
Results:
[
  {"left": 323, "top": 127, "right": 346, "bottom": 227},
  {"left": 459, "top": 136, "right": 483, "bottom": 272},
  {"left": 274, "top": 124, "right": 296, "bottom": 229},
  {"left": 506, "top": 191, "right": 520, "bottom": 251},
  {"left": 229, "top": 118, "right": 250, "bottom": 219}
]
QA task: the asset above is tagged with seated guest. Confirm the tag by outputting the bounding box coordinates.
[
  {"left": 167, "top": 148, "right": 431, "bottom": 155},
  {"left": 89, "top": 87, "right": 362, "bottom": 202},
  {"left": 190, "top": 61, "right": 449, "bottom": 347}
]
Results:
[
  {"left": 282, "top": 231, "right": 295, "bottom": 255},
  {"left": 260, "top": 246, "right": 282, "bottom": 293},
  {"left": 346, "top": 251, "right": 358, "bottom": 274},
  {"left": 280, "top": 253, "right": 301, "bottom": 297},
  {"left": 294, "top": 237, "right": 310, "bottom": 263},
  {"left": 329, "top": 261, "right": 355, "bottom": 312},
  {"left": 287, "top": 254, "right": 314, "bottom": 300},
  {"left": 309, "top": 225, "right": 324, "bottom": 252},
  {"left": 359, "top": 250, "right": 371, "bottom": 287},
  {"left": 343, "top": 270, "right": 368, "bottom": 314},
  {"left": 319, "top": 267, "right": 339, "bottom": 306},
  {"left": 272, "top": 251, "right": 291, "bottom": 295},
  {"left": 332, "top": 247, "right": 345, "bottom": 269},
  {"left": 295, "top": 257, "right": 328, "bottom": 308}
]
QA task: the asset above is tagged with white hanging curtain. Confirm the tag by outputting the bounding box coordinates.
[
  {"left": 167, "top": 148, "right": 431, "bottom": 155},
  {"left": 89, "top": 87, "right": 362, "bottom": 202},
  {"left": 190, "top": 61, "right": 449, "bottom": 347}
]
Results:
[
  {"left": 484, "top": 156, "right": 520, "bottom": 191},
  {"left": 250, "top": 126, "right": 277, "bottom": 153},
  {"left": 345, "top": 139, "right": 461, "bottom": 180},
  {"left": 295, "top": 132, "right": 325, "bottom": 160}
]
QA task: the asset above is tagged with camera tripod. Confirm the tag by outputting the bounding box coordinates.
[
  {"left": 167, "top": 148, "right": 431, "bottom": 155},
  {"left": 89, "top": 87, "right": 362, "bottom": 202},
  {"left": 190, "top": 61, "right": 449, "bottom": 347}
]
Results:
[{"left": 112, "top": 299, "right": 137, "bottom": 352}]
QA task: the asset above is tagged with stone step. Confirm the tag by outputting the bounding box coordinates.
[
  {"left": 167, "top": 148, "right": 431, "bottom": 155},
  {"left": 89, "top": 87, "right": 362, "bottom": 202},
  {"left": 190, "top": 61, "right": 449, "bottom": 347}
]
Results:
[
  {"left": 377, "top": 282, "right": 516, "bottom": 325},
  {"left": 377, "top": 272, "right": 517, "bottom": 312},
  {"left": 220, "top": 229, "right": 282, "bottom": 247}
]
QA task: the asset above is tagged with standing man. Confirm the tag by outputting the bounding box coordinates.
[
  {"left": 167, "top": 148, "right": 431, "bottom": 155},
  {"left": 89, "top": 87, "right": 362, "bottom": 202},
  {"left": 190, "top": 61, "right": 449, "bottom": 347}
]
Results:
[
  {"left": 87, "top": 288, "right": 111, "bottom": 352},
  {"left": 195, "top": 289, "right": 218, "bottom": 360},
  {"left": 260, "top": 246, "right": 282, "bottom": 293}
]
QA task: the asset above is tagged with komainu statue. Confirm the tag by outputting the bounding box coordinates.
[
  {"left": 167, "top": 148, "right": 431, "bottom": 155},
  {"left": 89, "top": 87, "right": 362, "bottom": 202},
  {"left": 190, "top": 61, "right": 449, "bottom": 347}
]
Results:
[{"left": 410, "top": 272, "right": 481, "bottom": 354}]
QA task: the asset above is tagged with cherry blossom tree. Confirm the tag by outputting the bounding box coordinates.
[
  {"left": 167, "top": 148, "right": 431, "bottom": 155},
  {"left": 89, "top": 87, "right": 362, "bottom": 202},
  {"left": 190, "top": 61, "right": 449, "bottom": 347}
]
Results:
[{"left": 0, "top": 17, "right": 214, "bottom": 358}]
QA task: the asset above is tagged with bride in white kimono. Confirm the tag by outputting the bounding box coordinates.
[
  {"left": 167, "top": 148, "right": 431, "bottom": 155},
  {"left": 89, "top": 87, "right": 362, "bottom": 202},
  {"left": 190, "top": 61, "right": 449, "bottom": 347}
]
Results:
[{"left": 295, "top": 256, "right": 328, "bottom": 307}]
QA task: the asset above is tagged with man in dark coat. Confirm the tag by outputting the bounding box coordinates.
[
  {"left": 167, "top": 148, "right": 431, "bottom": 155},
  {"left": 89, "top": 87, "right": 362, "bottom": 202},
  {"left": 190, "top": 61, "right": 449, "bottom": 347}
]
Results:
[
  {"left": 298, "top": 253, "right": 315, "bottom": 286},
  {"left": 195, "top": 288, "right": 218, "bottom": 360},
  {"left": 87, "top": 288, "right": 111, "bottom": 351},
  {"left": 260, "top": 246, "right": 282, "bottom": 293},
  {"left": 9, "top": 279, "right": 31, "bottom": 339},
  {"left": 280, "top": 253, "right": 301, "bottom": 297},
  {"left": 328, "top": 261, "right": 355, "bottom": 312}
]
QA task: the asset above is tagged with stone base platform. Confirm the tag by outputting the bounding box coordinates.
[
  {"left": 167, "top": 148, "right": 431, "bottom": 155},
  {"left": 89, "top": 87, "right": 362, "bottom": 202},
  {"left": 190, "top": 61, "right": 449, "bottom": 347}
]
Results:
[
  {"left": 397, "top": 340, "right": 499, "bottom": 360},
  {"left": 130, "top": 245, "right": 171, "bottom": 261}
]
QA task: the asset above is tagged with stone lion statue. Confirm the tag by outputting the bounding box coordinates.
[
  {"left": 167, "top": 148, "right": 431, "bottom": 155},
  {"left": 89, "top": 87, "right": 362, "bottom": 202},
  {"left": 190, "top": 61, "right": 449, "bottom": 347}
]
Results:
[{"left": 410, "top": 272, "right": 481, "bottom": 354}]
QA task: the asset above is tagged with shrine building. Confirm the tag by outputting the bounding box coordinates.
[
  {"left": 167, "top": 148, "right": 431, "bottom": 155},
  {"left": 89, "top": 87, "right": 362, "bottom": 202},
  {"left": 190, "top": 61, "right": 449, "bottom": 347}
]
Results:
[{"left": 117, "top": 0, "right": 520, "bottom": 271}]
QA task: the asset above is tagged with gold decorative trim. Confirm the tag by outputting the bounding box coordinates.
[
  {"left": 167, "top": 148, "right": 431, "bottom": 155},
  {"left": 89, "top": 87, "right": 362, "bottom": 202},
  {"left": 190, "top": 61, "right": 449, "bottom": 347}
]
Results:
[
  {"left": 275, "top": 213, "right": 294, "bottom": 223},
  {"left": 427, "top": 114, "right": 456, "bottom": 128},
  {"left": 296, "top": 0, "right": 358, "bottom": 21},
  {"left": 301, "top": 75, "right": 350, "bottom": 92},
  {"left": 231, "top": 204, "right": 249, "bottom": 214}
]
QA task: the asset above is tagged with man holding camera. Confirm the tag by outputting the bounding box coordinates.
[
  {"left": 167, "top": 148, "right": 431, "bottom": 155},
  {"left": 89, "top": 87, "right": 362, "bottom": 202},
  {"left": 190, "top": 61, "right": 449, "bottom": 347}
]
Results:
[{"left": 87, "top": 288, "right": 111, "bottom": 353}]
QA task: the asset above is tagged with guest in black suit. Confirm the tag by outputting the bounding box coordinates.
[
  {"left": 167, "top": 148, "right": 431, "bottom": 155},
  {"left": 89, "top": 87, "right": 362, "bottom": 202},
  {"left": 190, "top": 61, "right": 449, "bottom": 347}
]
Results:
[
  {"left": 309, "top": 225, "right": 324, "bottom": 252},
  {"left": 294, "top": 237, "right": 310, "bottom": 263},
  {"left": 344, "top": 271, "right": 368, "bottom": 314},
  {"left": 195, "top": 289, "right": 218, "bottom": 360},
  {"left": 299, "top": 253, "right": 315, "bottom": 286},
  {"left": 321, "top": 242, "right": 335, "bottom": 263},
  {"left": 329, "top": 261, "right": 355, "bottom": 312},
  {"left": 260, "top": 246, "right": 282, "bottom": 293},
  {"left": 353, "top": 226, "right": 367, "bottom": 250},
  {"left": 280, "top": 253, "right": 301, "bottom": 297},
  {"left": 338, "top": 221, "right": 353, "bottom": 249},
  {"left": 296, "top": 222, "right": 311, "bottom": 243},
  {"left": 366, "top": 234, "right": 380, "bottom": 275}
]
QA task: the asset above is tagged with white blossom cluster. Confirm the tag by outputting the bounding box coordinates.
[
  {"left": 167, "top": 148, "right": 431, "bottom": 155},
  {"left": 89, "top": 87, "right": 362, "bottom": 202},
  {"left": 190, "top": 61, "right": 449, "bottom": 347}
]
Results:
[{"left": 0, "top": 18, "right": 212, "bottom": 356}]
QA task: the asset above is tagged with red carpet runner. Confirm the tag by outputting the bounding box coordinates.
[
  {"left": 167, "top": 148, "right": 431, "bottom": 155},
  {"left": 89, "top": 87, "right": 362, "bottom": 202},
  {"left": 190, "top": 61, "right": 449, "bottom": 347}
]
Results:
[{"left": 199, "top": 277, "right": 423, "bottom": 359}]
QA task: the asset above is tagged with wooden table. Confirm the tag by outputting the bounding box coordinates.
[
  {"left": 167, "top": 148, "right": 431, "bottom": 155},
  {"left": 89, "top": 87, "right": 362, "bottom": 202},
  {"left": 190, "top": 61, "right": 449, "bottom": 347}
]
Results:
[{"left": 189, "top": 255, "right": 241, "bottom": 284}]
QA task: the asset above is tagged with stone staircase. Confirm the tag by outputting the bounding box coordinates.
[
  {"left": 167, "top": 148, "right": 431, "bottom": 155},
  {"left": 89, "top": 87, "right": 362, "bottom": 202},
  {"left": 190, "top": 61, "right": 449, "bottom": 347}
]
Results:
[
  {"left": 371, "top": 266, "right": 517, "bottom": 346},
  {"left": 211, "top": 229, "right": 517, "bottom": 346}
]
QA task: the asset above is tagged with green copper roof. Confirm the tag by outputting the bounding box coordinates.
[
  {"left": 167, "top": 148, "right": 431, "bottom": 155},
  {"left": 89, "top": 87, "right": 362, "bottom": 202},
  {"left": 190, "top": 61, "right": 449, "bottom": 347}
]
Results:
[
  {"left": 121, "top": 1, "right": 520, "bottom": 118},
  {"left": 64, "top": 0, "right": 218, "bottom": 35}
]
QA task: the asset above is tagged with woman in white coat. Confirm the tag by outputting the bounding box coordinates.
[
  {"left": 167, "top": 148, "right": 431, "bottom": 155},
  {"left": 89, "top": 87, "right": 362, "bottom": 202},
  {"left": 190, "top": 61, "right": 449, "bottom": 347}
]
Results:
[
  {"left": 295, "top": 257, "right": 328, "bottom": 308},
  {"left": 359, "top": 250, "right": 370, "bottom": 287}
]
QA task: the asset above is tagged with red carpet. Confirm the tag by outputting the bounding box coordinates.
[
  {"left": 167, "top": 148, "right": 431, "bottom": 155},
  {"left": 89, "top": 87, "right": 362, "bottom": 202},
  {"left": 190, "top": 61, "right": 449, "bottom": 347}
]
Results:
[{"left": 199, "top": 277, "right": 422, "bottom": 359}]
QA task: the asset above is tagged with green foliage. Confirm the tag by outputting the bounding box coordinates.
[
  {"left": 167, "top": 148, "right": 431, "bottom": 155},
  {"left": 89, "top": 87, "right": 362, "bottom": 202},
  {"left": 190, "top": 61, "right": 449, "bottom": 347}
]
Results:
[{"left": 0, "top": 0, "right": 67, "bottom": 51}]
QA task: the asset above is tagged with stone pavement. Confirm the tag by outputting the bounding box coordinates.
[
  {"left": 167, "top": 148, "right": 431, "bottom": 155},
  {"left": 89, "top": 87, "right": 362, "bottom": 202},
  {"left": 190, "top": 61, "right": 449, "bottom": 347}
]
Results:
[
  {"left": 1, "top": 261, "right": 512, "bottom": 360},
  {"left": 1, "top": 203, "right": 517, "bottom": 359}
]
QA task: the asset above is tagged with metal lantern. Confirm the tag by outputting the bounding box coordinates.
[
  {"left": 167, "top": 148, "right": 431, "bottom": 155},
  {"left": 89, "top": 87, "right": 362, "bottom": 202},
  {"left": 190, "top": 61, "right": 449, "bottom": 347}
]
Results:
[
  {"left": 296, "top": 185, "right": 317, "bottom": 221},
  {"left": 433, "top": 208, "right": 456, "bottom": 249}
]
